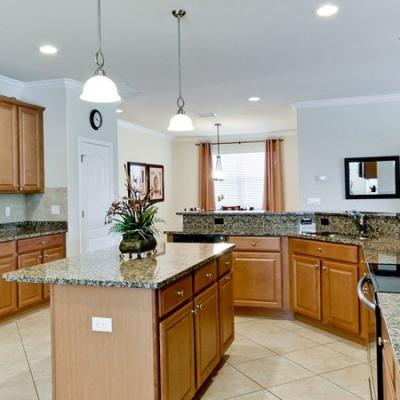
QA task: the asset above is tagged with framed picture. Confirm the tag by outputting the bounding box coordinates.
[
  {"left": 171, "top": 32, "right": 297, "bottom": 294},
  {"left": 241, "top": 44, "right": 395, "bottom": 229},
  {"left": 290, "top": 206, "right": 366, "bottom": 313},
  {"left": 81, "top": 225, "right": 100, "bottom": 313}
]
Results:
[
  {"left": 148, "top": 164, "right": 164, "bottom": 202},
  {"left": 127, "top": 162, "right": 148, "bottom": 197}
]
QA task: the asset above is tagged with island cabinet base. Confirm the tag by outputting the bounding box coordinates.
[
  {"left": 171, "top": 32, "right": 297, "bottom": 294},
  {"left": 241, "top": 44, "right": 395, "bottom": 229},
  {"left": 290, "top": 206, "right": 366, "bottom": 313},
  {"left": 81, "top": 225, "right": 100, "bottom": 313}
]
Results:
[{"left": 50, "top": 252, "right": 234, "bottom": 400}]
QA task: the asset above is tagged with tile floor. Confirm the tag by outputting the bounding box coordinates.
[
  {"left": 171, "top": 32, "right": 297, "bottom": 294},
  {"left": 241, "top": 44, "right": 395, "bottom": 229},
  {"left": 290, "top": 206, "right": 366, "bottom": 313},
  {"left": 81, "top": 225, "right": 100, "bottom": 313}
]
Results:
[{"left": 0, "top": 310, "right": 370, "bottom": 400}]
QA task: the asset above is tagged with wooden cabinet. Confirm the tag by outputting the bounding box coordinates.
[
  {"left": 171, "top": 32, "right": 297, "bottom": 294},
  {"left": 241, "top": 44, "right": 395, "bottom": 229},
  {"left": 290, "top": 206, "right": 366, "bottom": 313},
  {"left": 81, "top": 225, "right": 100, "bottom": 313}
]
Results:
[
  {"left": 0, "top": 255, "right": 18, "bottom": 317},
  {"left": 0, "top": 102, "right": 19, "bottom": 192},
  {"left": 292, "top": 255, "right": 321, "bottom": 320},
  {"left": 234, "top": 251, "right": 282, "bottom": 309},
  {"left": 322, "top": 260, "right": 360, "bottom": 334},
  {"left": 194, "top": 283, "right": 220, "bottom": 388},
  {"left": 290, "top": 238, "right": 361, "bottom": 337},
  {"left": 219, "top": 271, "right": 234, "bottom": 354},
  {"left": 0, "top": 97, "right": 44, "bottom": 194},
  {"left": 42, "top": 246, "right": 65, "bottom": 300},
  {"left": 17, "top": 251, "right": 44, "bottom": 308},
  {"left": 160, "top": 302, "right": 195, "bottom": 400}
]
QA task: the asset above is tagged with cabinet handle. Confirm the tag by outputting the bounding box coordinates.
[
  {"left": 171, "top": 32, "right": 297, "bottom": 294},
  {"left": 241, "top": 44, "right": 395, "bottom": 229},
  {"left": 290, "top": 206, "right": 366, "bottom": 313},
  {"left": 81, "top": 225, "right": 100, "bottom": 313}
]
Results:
[
  {"left": 314, "top": 265, "right": 320, "bottom": 269},
  {"left": 224, "top": 275, "right": 231, "bottom": 281},
  {"left": 317, "top": 247, "right": 322, "bottom": 252},
  {"left": 322, "top": 266, "right": 327, "bottom": 271},
  {"left": 176, "top": 290, "right": 185, "bottom": 297},
  {"left": 225, "top": 261, "right": 231, "bottom": 265},
  {"left": 251, "top": 241, "right": 256, "bottom": 247},
  {"left": 205, "top": 272, "right": 213, "bottom": 278},
  {"left": 42, "top": 241, "right": 46, "bottom": 245},
  {"left": 192, "top": 309, "right": 198, "bottom": 315},
  {"left": 196, "top": 304, "right": 203, "bottom": 311}
]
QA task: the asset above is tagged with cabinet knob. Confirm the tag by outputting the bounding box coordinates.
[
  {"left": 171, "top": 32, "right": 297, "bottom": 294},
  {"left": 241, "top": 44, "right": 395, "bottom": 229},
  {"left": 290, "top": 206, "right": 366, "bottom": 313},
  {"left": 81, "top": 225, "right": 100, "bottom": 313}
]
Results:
[
  {"left": 205, "top": 272, "right": 213, "bottom": 278},
  {"left": 42, "top": 241, "right": 46, "bottom": 245},
  {"left": 176, "top": 290, "right": 185, "bottom": 297},
  {"left": 225, "top": 261, "right": 231, "bottom": 265},
  {"left": 225, "top": 275, "right": 231, "bottom": 281},
  {"left": 192, "top": 309, "right": 198, "bottom": 315},
  {"left": 317, "top": 247, "right": 322, "bottom": 252},
  {"left": 196, "top": 304, "right": 203, "bottom": 311},
  {"left": 322, "top": 266, "right": 327, "bottom": 271},
  {"left": 251, "top": 241, "right": 256, "bottom": 247},
  {"left": 314, "top": 265, "right": 320, "bottom": 269}
]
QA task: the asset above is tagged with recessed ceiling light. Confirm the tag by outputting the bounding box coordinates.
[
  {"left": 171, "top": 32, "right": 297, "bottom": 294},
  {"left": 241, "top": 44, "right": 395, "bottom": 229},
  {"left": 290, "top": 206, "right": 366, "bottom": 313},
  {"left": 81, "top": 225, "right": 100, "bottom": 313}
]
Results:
[
  {"left": 39, "top": 45, "right": 58, "bottom": 55},
  {"left": 248, "top": 97, "right": 261, "bottom": 102},
  {"left": 316, "top": 4, "right": 339, "bottom": 17},
  {"left": 116, "top": 109, "right": 123, "bottom": 113}
]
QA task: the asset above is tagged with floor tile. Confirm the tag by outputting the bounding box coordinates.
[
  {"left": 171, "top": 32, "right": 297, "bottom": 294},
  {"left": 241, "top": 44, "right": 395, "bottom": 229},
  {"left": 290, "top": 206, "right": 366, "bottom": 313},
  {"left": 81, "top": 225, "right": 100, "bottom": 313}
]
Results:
[
  {"left": 321, "top": 363, "right": 371, "bottom": 399},
  {"left": 200, "top": 364, "right": 262, "bottom": 400},
  {"left": 226, "top": 338, "right": 276, "bottom": 365},
  {"left": 235, "top": 320, "right": 285, "bottom": 340},
  {"left": 326, "top": 340, "right": 368, "bottom": 363},
  {"left": 0, "top": 360, "right": 33, "bottom": 387},
  {"left": 0, "top": 381, "right": 38, "bottom": 400},
  {"left": 29, "top": 356, "right": 52, "bottom": 380},
  {"left": 21, "top": 336, "right": 51, "bottom": 361},
  {"left": 266, "top": 319, "right": 309, "bottom": 331},
  {"left": 34, "top": 375, "right": 52, "bottom": 400},
  {"left": 294, "top": 327, "right": 339, "bottom": 345},
  {"left": 235, "top": 315, "right": 257, "bottom": 324},
  {"left": 0, "top": 340, "right": 27, "bottom": 366},
  {"left": 235, "top": 355, "right": 314, "bottom": 388},
  {"left": 269, "top": 375, "right": 361, "bottom": 400},
  {"left": 284, "top": 345, "right": 360, "bottom": 374},
  {"left": 252, "top": 331, "right": 318, "bottom": 354},
  {"left": 231, "top": 390, "right": 280, "bottom": 399}
]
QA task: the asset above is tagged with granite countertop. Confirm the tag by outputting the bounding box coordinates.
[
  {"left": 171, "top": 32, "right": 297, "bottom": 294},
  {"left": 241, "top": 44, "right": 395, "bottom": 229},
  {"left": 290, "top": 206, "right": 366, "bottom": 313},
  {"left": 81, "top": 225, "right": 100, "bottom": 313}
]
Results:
[
  {"left": 3, "top": 242, "right": 234, "bottom": 289},
  {"left": 0, "top": 221, "right": 68, "bottom": 243}
]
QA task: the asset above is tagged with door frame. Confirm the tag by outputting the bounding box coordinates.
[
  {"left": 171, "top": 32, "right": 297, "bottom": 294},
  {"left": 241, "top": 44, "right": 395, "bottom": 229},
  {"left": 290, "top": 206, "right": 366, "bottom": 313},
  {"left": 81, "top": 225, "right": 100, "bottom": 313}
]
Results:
[{"left": 78, "top": 137, "right": 115, "bottom": 254}]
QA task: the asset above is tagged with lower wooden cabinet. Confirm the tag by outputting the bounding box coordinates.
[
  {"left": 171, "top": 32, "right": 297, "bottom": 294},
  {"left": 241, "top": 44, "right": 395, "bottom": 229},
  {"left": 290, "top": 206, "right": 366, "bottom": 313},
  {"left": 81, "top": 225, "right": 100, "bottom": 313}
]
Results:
[
  {"left": 194, "top": 283, "right": 220, "bottom": 388},
  {"left": 219, "top": 271, "right": 234, "bottom": 354},
  {"left": 233, "top": 251, "right": 282, "bottom": 309},
  {"left": 160, "top": 302, "right": 196, "bottom": 400},
  {"left": 42, "top": 246, "right": 65, "bottom": 299},
  {"left": 292, "top": 254, "right": 321, "bottom": 320},
  {"left": 17, "top": 251, "right": 44, "bottom": 308},
  {"left": 322, "top": 260, "right": 360, "bottom": 334},
  {"left": 0, "top": 255, "right": 18, "bottom": 317}
]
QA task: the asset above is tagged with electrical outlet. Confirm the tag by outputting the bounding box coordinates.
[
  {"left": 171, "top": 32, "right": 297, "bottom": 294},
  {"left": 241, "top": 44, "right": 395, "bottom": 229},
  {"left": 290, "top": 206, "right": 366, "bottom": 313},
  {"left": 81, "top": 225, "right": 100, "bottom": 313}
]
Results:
[
  {"left": 51, "top": 205, "right": 60, "bottom": 215},
  {"left": 91, "top": 317, "right": 112, "bottom": 333},
  {"left": 5, "top": 207, "right": 10, "bottom": 217}
]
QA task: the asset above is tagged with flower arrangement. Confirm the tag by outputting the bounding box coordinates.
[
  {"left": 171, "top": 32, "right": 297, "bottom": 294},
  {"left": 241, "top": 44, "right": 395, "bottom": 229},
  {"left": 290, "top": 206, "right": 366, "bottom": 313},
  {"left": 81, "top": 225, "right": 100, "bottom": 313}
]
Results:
[{"left": 106, "top": 165, "right": 162, "bottom": 257}]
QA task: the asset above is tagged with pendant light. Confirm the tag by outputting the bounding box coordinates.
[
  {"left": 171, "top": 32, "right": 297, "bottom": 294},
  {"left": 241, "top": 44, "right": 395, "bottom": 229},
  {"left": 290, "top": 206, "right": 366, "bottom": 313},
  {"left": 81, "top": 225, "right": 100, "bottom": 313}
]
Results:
[
  {"left": 213, "top": 123, "right": 225, "bottom": 181},
  {"left": 168, "top": 10, "right": 194, "bottom": 132},
  {"left": 80, "top": 0, "right": 121, "bottom": 103}
]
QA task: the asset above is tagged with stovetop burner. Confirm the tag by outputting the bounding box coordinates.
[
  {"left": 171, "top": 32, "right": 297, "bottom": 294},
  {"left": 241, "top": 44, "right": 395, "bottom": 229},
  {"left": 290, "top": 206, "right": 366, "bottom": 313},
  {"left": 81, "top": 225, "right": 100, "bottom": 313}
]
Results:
[{"left": 369, "top": 263, "right": 400, "bottom": 293}]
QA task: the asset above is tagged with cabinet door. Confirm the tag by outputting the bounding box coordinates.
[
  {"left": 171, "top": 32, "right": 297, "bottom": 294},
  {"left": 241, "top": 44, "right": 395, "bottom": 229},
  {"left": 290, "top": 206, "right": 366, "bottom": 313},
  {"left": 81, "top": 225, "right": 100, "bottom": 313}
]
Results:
[
  {"left": 17, "top": 251, "right": 43, "bottom": 308},
  {"left": 18, "top": 106, "right": 44, "bottom": 193},
  {"left": 160, "top": 302, "right": 195, "bottom": 400},
  {"left": 322, "top": 260, "right": 360, "bottom": 334},
  {"left": 0, "top": 256, "right": 18, "bottom": 316},
  {"left": 42, "top": 246, "right": 65, "bottom": 300},
  {"left": 292, "top": 255, "right": 321, "bottom": 320},
  {"left": 0, "top": 101, "right": 19, "bottom": 192},
  {"left": 219, "top": 271, "right": 234, "bottom": 355},
  {"left": 233, "top": 251, "right": 282, "bottom": 309},
  {"left": 194, "top": 283, "right": 220, "bottom": 388}
]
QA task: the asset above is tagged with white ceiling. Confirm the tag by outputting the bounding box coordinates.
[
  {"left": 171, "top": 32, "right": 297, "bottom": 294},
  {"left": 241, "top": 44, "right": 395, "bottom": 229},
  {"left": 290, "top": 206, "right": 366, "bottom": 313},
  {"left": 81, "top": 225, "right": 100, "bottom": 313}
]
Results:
[{"left": 1, "top": 0, "right": 400, "bottom": 137}]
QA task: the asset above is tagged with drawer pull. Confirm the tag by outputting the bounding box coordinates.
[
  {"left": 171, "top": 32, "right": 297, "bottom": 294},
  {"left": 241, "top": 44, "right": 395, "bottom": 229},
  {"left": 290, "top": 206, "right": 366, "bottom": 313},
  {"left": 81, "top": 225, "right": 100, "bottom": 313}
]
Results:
[
  {"left": 314, "top": 265, "right": 320, "bottom": 269},
  {"left": 205, "top": 272, "right": 213, "bottom": 278},
  {"left": 317, "top": 247, "right": 322, "bottom": 252},
  {"left": 251, "top": 241, "right": 256, "bottom": 247},
  {"left": 192, "top": 309, "right": 198, "bottom": 315},
  {"left": 322, "top": 266, "right": 327, "bottom": 271},
  {"left": 225, "top": 261, "right": 231, "bottom": 265},
  {"left": 42, "top": 241, "right": 46, "bottom": 245},
  {"left": 196, "top": 304, "right": 203, "bottom": 311},
  {"left": 176, "top": 290, "right": 185, "bottom": 297},
  {"left": 224, "top": 275, "right": 231, "bottom": 281}
]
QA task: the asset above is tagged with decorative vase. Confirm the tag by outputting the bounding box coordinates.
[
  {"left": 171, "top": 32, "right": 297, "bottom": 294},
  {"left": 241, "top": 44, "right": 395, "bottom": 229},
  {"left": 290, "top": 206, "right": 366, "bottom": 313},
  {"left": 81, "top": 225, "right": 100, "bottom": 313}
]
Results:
[{"left": 119, "top": 233, "right": 157, "bottom": 258}]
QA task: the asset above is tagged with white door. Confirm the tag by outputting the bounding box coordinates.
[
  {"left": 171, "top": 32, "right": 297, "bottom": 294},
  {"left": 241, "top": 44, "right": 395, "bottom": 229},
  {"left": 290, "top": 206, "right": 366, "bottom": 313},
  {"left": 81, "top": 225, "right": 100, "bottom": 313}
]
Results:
[{"left": 79, "top": 139, "right": 114, "bottom": 254}]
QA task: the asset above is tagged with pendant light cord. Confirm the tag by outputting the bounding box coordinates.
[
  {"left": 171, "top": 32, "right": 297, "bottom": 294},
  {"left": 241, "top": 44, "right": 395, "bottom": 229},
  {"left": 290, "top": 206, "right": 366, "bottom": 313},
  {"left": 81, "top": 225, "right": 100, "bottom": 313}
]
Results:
[
  {"left": 176, "top": 14, "right": 185, "bottom": 112},
  {"left": 216, "top": 124, "right": 221, "bottom": 156},
  {"left": 95, "top": 0, "right": 105, "bottom": 70}
]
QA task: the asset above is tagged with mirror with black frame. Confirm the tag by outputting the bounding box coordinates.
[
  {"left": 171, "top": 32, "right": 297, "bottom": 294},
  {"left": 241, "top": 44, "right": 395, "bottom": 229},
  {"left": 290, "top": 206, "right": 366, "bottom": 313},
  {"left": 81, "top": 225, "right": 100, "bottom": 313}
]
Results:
[{"left": 344, "top": 156, "right": 400, "bottom": 199}]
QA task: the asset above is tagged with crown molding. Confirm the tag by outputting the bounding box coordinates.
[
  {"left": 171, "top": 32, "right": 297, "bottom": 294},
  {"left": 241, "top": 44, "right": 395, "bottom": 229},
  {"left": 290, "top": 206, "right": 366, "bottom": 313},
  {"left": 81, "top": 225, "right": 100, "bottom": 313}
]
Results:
[
  {"left": 24, "top": 78, "right": 83, "bottom": 92},
  {"left": 294, "top": 93, "right": 400, "bottom": 109},
  {"left": 0, "top": 74, "right": 24, "bottom": 90},
  {"left": 117, "top": 119, "right": 174, "bottom": 141}
]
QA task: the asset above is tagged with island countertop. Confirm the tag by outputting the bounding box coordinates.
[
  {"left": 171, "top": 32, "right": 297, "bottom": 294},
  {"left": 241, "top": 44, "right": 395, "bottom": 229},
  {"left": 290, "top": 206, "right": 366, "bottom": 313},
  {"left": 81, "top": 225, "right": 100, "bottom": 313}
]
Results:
[{"left": 2, "top": 242, "right": 234, "bottom": 289}]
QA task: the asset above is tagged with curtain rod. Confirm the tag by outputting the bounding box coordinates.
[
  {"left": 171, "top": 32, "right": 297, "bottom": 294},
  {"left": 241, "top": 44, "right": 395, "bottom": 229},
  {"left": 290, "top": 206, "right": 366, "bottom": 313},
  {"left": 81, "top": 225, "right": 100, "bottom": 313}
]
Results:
[{"left": 195, "top": 139, "right": 284, "bottom": 146}]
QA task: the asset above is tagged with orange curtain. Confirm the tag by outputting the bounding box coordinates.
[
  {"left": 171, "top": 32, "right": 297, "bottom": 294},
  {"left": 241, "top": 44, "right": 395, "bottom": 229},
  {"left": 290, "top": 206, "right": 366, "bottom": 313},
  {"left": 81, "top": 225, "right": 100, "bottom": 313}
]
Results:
[
  {"left": 263, "top": 139, "right": 284, "bottom": 211},
  {"left": 199, "top": 143, "right": 216, "bottom": 211}
]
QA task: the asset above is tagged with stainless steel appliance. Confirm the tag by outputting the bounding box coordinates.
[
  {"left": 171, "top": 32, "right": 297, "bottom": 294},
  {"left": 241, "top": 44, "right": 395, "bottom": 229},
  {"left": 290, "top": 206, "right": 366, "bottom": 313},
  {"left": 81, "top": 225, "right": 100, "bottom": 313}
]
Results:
[{"left": 358, "top": 263, "right": 400, "bottom": 400}]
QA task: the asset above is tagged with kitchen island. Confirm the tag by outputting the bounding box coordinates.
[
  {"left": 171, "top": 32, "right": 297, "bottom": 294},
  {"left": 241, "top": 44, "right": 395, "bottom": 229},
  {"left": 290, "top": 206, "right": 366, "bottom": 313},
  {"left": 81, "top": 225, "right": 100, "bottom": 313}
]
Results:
[{"left": 3, "top": 242, "right": 235, "bottom": 400}]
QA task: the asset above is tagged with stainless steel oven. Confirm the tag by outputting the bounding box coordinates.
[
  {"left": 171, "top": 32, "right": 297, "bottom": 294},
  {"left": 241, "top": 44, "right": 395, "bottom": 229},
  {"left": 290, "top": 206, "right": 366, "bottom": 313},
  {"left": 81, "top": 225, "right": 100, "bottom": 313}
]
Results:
[{"left": 358, "top": 274, "right": 383, "bottom": 400}]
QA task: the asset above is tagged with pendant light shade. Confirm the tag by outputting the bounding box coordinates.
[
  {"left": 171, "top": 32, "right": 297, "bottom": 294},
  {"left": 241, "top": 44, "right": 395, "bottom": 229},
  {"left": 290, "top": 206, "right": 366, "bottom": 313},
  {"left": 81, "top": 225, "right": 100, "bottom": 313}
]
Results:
[
  {"left": 213, "top": 123, "right": 225, "bottom": 181},
  {"left": 168, "top": 10, "right": 193, "bottom": 132},
  {"left": 80, "top": 0, "right": 121, "bottom": 103}
]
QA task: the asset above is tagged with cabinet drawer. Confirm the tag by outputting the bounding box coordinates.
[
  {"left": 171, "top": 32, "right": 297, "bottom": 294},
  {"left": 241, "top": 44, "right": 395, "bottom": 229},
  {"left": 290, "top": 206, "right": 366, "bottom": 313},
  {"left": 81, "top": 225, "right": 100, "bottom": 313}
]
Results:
[
  {"left": 291, "top": 239, "right": 358, "bottom": 264},
  {"left": 0, "top": 241, "right": 16, "bottom": 257},
  {"left": 229, "top": 236, "right": 280, "bottom": 252},
  {"left": 194, "top": 260, "right": 217, "bottom": 294},
  {"left": 158, "top": 275, "right": 193, "bottom": 318},
  {"left": 218, "top": 252, "right": 232, "bottom": 278},
  {"left": 18, "top": 233, "right": 64, "bottom": 254}
]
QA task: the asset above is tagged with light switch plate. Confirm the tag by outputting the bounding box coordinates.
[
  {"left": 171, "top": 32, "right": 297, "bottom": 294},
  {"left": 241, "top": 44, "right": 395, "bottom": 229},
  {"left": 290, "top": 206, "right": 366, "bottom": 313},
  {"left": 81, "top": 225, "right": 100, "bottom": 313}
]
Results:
[
  {"left": 92, "top": 317, "right": 112, "bottom": 333},
  {"left": 307, "top": 198, "right": 321, "bottom": 205},
  {"left": 51, "top": 205, "right": 60, "bottom": 215},
  {"left": 5, "top": 207, "right": 10, "bottom": 217}
]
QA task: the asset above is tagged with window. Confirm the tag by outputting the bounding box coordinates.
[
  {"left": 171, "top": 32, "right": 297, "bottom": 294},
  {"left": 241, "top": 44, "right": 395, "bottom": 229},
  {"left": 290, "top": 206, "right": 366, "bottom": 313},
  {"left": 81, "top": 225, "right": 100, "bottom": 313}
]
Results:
[{"left": 213, "top": 151, "right": 265, "bottom": 210}]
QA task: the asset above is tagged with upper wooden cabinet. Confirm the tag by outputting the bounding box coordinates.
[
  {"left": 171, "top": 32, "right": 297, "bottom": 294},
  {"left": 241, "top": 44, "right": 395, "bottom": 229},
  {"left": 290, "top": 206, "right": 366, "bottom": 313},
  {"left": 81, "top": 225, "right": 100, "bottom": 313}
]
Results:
[{"left": 0, "top": 97, "right": 45, "bottom": 194}]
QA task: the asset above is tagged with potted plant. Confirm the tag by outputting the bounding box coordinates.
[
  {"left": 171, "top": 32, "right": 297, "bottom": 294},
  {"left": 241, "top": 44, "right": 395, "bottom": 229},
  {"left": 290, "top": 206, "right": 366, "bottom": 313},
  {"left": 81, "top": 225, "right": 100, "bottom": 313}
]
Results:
[{"left": 106, "top": 165, "right": 162, "bottom": 258}]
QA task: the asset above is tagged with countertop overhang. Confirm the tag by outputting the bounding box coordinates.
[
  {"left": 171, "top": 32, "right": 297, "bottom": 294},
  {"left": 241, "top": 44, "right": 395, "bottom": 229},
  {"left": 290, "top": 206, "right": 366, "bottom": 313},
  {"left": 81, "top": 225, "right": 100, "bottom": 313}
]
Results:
[{"left": 2, "top": 242, "right": 235, "bottom": 289}]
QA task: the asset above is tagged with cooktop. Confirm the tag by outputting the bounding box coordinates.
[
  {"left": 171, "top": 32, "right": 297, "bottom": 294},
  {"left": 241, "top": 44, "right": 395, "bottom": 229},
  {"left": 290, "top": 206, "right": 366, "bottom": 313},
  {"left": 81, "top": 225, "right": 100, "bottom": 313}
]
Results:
[{"left": 369, "top": 263, "right": 400, "bottom": 293}]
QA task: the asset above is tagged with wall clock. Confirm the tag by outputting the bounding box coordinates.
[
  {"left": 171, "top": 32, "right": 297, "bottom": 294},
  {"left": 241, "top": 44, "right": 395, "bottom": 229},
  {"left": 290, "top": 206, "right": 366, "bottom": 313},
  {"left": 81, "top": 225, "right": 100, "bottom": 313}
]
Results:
[{"left": 89, "top": 109, "right": 103, "bottom": 130}]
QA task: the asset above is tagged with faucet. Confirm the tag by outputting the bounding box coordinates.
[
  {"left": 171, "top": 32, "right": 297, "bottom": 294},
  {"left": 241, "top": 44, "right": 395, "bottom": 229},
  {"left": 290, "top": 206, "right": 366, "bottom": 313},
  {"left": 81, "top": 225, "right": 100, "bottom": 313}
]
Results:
[{"left": 347, "top": 210, "right": 367, "bottom": 236}]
